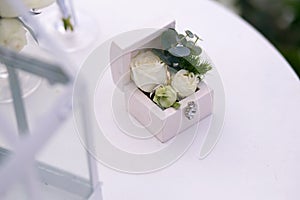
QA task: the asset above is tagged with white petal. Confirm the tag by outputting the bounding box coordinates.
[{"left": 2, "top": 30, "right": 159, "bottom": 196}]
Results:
[
  {"left": 0, "top": 0, "right": 55, "bottom": 17},
  {"left": 0, "top": 19, "right": 27, "bottom": 51}
]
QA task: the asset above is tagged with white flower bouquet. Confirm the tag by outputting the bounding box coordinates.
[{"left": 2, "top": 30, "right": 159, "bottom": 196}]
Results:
[
  {"left": 0, "top": 0, "right": 55, "bottom": 17},
  {"left": 0, "top": 0, "right": 74, "bottom": 39},
  {"left": 0, "top": 18, "right": 27, "bottom": 52},
  {"left": 110, "top": 21, "right": 214, "bottom": 142},
  {"left": 130, "top": 29, "right": 212, "bottom": 110},
  {"left": 0, "top": 0, "right": 57, "bottom": 52}
]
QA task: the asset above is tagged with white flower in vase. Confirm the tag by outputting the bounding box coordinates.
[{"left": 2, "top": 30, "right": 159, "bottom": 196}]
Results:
[
  {"left": 0, "top": 0, "right": 55, "bottom": 17},
  {"left": 130, "top": 50, "right": 168, "bottom": 93},
  {"left": 171, "top": 69, "right": 200, "bottom": 98},
  {"left": 0, "top": 18, "right": 27, "bottom": 52},
  {"left": 26, "top": 0, "right": 55, "bottom": 10}
]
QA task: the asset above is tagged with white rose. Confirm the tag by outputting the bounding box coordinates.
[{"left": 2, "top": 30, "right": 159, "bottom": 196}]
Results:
[
  {"left": 153, "top": 85, "right": 177, "bottom": 109},
  {"left": 0, "top": 0, "right": 55, "bottom": 17},
  {"left": 171, "top": 69, "right": 199, "bottom": 98},
  {"left": 0, "top": 18, "right": 27, "bottom": 52},
  {"left": 26, "top": 0, "right": 55, "bottom": 9},
  {"left": 130, "top": 50, "right": 168, "bottom": 93}
]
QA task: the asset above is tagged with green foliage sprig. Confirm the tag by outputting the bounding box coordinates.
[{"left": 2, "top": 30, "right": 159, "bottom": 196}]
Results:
[
  {"left": 152, "top": 28, "right": 212, "bottom": 79},
  {"left": 62, "top": 16, "right": 74, "bottom": 31},
  {"left": 161, "top": 29, "right": 202, "bottom": 57}
]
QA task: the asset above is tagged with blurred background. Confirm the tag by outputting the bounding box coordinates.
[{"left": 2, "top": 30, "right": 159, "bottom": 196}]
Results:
[{"left": 216, "top": 0, "right": 300, "bottom": 78}]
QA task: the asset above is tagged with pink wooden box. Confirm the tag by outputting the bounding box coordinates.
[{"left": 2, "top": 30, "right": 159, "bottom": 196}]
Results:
[{"left": 110, "top": 20, "right": 213, "bottom": 142}]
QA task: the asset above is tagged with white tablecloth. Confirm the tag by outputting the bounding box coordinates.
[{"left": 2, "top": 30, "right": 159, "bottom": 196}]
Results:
[{"left": 18, "top": 0, "right": 300, "bottom": 199}]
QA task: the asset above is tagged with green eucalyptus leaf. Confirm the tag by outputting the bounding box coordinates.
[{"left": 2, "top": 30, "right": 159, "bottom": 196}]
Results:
[
  {"left": 185, "top": 41, "right": 196, "bottom": 49},
  {"left": 177, "top": 34, "right": 187, "bottom": 45},
  {"left": 185, "top": 41, "right": 202, "bottom": 55},
  {"left": 185, "top": 30, "right": 194, "bottom": 38},
  {"left": 194, "top": 33, "right": 203, "bottom": 41},
  {"left": 168, "top": 46, "right": 191, "bottom": 57},
  {"left": 190, "top": 45, "right": 202, "bottom": 55},
  {"left": 161, "top": 29, "right": 178, "bottom": 50}
]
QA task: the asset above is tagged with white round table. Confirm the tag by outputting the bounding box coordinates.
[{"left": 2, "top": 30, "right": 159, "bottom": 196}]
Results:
[{"left": 38, "top": 0, "right": 300, "bottom": 199}]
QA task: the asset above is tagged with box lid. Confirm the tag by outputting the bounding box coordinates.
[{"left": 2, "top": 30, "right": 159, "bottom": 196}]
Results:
[{"left": 110, "top": 19, "right": 176, "bottom": 91}]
